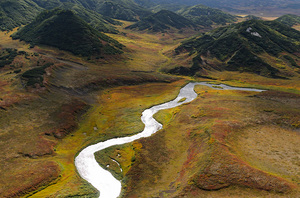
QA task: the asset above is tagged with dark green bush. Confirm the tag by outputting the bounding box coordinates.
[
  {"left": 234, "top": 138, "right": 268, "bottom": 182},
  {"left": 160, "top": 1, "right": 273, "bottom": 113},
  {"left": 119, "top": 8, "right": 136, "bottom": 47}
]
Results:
[
  {"left": 0, "top": 48, "right": 18, "bottom": 68},
  {"left": 283, "top": 55, "right": 299, "bottom": 67},
  {"left": 22, "top": 63, "right": 54, "bottom": 87}
]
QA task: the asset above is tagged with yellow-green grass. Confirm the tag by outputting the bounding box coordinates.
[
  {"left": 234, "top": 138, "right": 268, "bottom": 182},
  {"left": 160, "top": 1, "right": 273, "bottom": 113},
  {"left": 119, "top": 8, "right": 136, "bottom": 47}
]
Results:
[
  {"left": 31, "top": 80, "right": 189, "bottom": 197},
  {"left": 0, "top": 28, "right": 31, "bottom": 50},
  {"left": 85, "top": 80, "right": 299, "bottom": 197},
  {"left": 230, "top": 125, "right": 300, "bottom": 185},
  {"left": 106, "top": 26, "right": 196, "bottom": 73},
  {"left": 201, "top": 71, "right": 300, "bottom": 94},
  {"left": 32, "top": 22, "right": 300, "bottom": 197},
  {"left": 118, "top": 84, "right": 300, "bottom": 197},
  {"left": 0, "top": 23, "right": 194, "bottom": 197},
  {"left": 1, "top": 19, "right": 300, "bottom": 198},
  {"left": 0, "top": 35, "right": 81, "bottom": 197},
  {"left": 88, "top": 76, "right": 300, "bottom": 197},
  {"left": 293, "top": 24, "right": 300, "bottom": 31},
  {"left": 0, "top": 92, "right": 72, "bottom": 197}
]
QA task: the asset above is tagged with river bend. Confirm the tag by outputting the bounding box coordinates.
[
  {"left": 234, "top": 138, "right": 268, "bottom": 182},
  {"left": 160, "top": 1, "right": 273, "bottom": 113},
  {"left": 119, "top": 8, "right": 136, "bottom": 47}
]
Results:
[{"left": 75, "top": 82, "right": 264, "bottom": 198}]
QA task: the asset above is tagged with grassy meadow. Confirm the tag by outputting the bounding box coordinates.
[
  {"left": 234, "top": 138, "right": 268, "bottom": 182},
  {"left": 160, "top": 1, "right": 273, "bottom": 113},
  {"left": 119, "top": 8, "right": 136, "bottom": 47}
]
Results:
[
  {"left": 0, "top": 19, "right": 299, "bottom": 198},
  {"left": 118, "top": 82, "right": 300, "bottom": 197}
]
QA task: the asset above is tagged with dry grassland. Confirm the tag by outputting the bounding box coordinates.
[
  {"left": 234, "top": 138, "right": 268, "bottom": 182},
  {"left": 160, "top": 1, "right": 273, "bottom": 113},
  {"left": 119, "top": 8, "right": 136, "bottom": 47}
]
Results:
[{"left": 0, "top": 22, "right": 299, "bottom": 198}]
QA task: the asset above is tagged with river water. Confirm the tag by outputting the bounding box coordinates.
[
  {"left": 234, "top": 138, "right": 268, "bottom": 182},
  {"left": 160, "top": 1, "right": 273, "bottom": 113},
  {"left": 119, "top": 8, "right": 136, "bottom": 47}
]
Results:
[{"left": 75, "top": 82, "right": 265, "bottom": 198}]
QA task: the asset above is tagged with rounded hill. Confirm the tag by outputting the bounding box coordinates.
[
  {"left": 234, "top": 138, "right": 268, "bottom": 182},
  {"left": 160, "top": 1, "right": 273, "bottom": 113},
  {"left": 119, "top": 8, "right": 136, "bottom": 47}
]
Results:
[
  {"left": 12, "top": 9, "right": 124, "bottom": 56},
  {"left": 170, "top": 19, "right": 300, "bottom": 77},
  {"left": 176, "top": 4, "right": 237, "bottom": 27},
  {"left": 126, "top": 10, "right": 197, "bottom": 32}
]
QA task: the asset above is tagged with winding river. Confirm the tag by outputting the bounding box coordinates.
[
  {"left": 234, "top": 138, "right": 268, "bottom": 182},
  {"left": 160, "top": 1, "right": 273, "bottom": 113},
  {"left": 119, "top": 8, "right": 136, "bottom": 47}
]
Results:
[{"left": 75, "top": 82, "right": 265, "bottom": 198}]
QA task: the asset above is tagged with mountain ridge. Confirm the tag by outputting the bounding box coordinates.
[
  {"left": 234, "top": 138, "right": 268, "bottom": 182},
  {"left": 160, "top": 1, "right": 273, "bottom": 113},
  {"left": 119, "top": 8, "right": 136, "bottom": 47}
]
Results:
[
  {"left": 134, "top": 0, "right": 300, "bottom": 16},
  {"left": 56, "top": 2, "right": 120, "bottom": 33},
  {"left": 169, "top": 19, "right": 300, "bottom": 77},
  {"left": 0, "top": 0, "right": 42, "bottom": 31},
  {"left": 0, "top": 0, "right": 153, "bottom": 31},
  {"left": 176, "top": 4, "right": 238, "bottom": 28},
  {"left": 11, "top": 9, "right": 124, "bottom": 56},
  {"left": 126, "top": 10, "right": 197, "bottom": 32},
  {"left": 275, "top": 14, "right": 300, "bottom": 27}
]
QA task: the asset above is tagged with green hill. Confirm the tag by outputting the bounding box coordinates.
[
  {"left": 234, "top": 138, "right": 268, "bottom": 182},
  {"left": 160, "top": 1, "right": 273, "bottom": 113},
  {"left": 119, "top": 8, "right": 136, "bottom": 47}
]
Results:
[
  {"left": 11, "top": 9, "right": 124, "bottom": 56},
  {"left": 57, "top": 3, "right": 120, "bottom": 33},
  {"left": 1, "top": 0, "right": 151, "bottom": 31},
  {"left": 0, "top": 0, "right": 42, "bottom": 31},
  {"left": 126, "top": 10, "right": 197, "bottom": 32},
  {"left": 275, "top": 14, "right": 300, "bottom": 27},
  {"left": 95, "top": 0, "right": 152, "bottom": 21},
  {"left": 32, "top": 0, "right": 152, "bottom": 21},
  {"left": 31, "top": 0, "right": 61, "bottom": 9},
  {"left": 170, "top": 20, "right": 300, "bottom": 77},
  {"left": 176, "top": 4, "right": 237, "bottom": 28}
]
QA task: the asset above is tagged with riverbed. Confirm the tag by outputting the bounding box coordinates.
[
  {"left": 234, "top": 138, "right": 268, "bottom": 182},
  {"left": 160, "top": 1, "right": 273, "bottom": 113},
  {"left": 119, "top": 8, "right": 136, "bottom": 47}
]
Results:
[{"left": 75, "top": 82, "right": 265, "bottom": 198}]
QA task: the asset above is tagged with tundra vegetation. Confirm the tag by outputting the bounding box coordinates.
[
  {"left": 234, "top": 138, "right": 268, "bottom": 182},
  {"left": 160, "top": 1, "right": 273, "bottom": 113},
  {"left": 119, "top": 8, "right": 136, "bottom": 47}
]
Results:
[{"left": 0, "top": 2, "right": 299, "bottom": 198}]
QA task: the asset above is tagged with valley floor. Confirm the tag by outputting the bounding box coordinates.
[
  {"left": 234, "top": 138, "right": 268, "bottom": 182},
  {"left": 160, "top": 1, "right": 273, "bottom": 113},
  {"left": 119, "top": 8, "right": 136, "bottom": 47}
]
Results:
[{"left": 0, "top": 24, "right": 299, "bottom": 198}]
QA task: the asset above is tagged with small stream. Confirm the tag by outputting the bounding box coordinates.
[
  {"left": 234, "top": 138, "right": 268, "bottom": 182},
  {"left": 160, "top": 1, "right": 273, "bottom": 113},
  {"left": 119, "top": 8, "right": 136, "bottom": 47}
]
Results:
[{"left": 75, "top": 82, "right": 265, "bottom": 198}]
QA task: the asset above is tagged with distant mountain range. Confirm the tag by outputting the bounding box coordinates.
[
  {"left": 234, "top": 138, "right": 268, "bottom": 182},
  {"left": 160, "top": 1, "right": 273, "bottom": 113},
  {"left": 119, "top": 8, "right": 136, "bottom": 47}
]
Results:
[
  {"left": 0, "top": 0, "right": 151, "bottom": 31},
  {"left": 134, "top": 0, "right": 300, "bottom": 15},
  {"left": 134, "top": 0, "right": 300, "bottom": 7},
  {"left": 54, "top": 2, "right": 121, "bottom": 33},
  {"left": 126, "top": 5, "right": 240, "bottom": 32},
  {"left": 170, "top": 19, "right": 300, "bottom": 77},
  {"left": 126, "top": 10, "right": 197, "bottom": 32},
  {"left": 11, "top": 9, "right": 124, "bottom": 57},
  {"left": 31, "top": 0, "right": 152, "bottom": 21},
  {"left": 2, "top": 0, "right": 299, "bottom": 33},
  {"left": 0, "top": 0, "right": 42, "bottom": 31},
  {"left": 176, "top": 4, "right": 237, "bottom": 27}
]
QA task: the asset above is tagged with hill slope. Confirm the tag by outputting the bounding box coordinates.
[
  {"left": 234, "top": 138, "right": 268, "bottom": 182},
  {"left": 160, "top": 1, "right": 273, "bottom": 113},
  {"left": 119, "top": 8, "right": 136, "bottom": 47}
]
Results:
[
  {"left": 126, "top": 10, "right": 197, "bottom": 32},
  {"left": 94, "top": 0, "right": 152, "bottom": 21},
  {"left": 176, "top": 4, "right": 237, "bottom": 28},
  {"left": 1, "top": 0, "right": 151, "bottom": 31},
  {"left": 56, "top": 2, "right": 120, "bottom": 33},
  {"left": 11, "top": 9, "right": 124, "bottom": 56},
  {"left": 275, "top": 14, "right": 300, "bottom": 27},
  {"left": 32, "top": 0, "right": 152, "bottom": 21},
  {"left": 0, "top": 0, "right": 42, "bottom": 31},
  {"left": 170, "top": 20, "right": 300, "bottom": 77}
]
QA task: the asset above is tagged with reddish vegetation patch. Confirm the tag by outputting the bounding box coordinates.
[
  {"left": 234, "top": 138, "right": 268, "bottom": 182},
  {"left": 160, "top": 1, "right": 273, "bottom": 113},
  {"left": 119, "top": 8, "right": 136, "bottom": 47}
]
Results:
[
  {"left": 121, "top": 88, "right": 299, "bottom": 197},
  {"left": 0, "top": 80, "right": 8, "bottom": 88},
  {"left": 19, "top": 136, "right": 56, "bottom": 158},
  {"left": 257, "top": 90, "right": 300, "bottom": 99},
  {"left": 48, "top": 99, "right": 88, "bottom": 138},
  {"left": 193, "top": 149, "right": 293, "bottom": 192},
  {"left": 0, "top": 93, "right": 37, "bottom": 109},
  {"left": 1, "top": 161, "right": 60, "bottom": 198},
  {"left": 125, "top": 134, "right": 169, "bottom": 193},
  {"left": 178, "top": 141, "right": 204, "bottom": 181},
  {"left": 192, "top": 121, "right": 294, "bottom": 193},
  {"left": 0, "top": 78, "right": 35, "bottom": 109}
]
